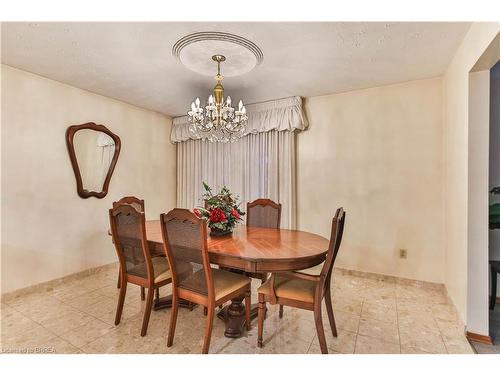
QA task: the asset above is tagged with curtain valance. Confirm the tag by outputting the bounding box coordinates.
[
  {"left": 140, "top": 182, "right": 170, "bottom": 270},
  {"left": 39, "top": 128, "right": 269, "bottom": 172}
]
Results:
[{"left": 170, "top": 96, "right": 308, "bottom": 143}]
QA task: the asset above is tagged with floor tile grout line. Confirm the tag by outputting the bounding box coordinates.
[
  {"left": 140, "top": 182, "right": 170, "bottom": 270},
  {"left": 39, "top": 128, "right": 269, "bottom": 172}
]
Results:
[
  {"left": 1, "top": 272, "right": 132, "bottom": 353},
  {"left": 306, "top": 335, "right": 315, "bottom": 354},
  {"left": 1, "top": 298, "right": 82, "bottom": 353},
  {"left": 48, "top": 291, "right": 119, "bottom": 351},
  {"left": 12, "top": 284, "right": 123, "bottom": 351},
  {"left": 3, "top": 271, "right": 471, "bottom": 354},
  {"left": 352, "top": 298, "right": 364, "bottom": 354},
  {"left": 395, "top": 296, "right": 402, "bottom": 354}
]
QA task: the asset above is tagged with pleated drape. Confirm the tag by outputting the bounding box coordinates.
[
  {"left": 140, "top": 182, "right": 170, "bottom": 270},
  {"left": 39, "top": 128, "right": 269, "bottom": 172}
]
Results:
[{"left": 176, "top": 130, "right": 297, "bottom": 229}]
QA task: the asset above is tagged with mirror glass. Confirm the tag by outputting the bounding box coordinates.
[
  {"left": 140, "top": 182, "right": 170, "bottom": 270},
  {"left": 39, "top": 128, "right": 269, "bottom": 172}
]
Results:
[{"left": 73, "top": 129, "right": 116, "bottom": 193}]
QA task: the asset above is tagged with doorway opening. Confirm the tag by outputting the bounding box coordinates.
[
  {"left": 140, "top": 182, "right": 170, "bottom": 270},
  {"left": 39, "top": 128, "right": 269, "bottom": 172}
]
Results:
[{"left": 466, "top": 32, "right": 499, "bottom": 353}]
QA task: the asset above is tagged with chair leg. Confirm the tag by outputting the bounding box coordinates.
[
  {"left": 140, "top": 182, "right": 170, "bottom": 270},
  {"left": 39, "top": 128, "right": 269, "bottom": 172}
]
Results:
[
  {"left": 314, "top": 300, "right": 328, "bottom": 354},
  {"left": 245, "top": 289, "right": 251, "bottom": 331},
  {"left": 491, "top": 266, "right": 497, "bottom": 310},
  {"left": 257, "top": 294, "right": 265, "bottom": 348},
  {"left": 202, "top": 304, "right": 215, "bottom": 354},
  {"left": 325, "top": 290, "right": 338, "bottom": 337},
  {"left": 114, "top": 278, "right": 127, "bottom": 325},
  {"left": 116, "top": 268, "right": 121, "bottom": 289},
  {"left": 167, "top": 293, "right": 179, "bottom": 347},
  {"left": 140, "top": 288, "right": 154, "bottom": 337},
  {"left": 279, "top": 305, "right": 284, "bottom": 319},
  {"left": 141, "top": 287, "right": 145, "bottom": 301}
]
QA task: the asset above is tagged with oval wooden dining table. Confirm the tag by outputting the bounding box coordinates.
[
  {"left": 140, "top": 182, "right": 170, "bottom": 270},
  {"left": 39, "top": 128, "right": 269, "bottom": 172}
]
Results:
[{"left": 144, "top": 220, "right": 330, "bottom": 338}]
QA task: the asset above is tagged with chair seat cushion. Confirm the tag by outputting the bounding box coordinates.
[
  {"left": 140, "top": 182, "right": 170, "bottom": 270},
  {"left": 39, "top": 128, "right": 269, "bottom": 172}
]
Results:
[
  {"left": 258, "top": 273, "right": 317, "bottom": 303},
  {"left": 128, "top": 256, "right": 173, "bottom": 284},
  {"left": 156, "top": 258, "right": 194, "bottom": 284},
  {"left": 153, "top": 257, "right": 173, "bottom": 284},
  {"left": 180, "top": 268, "right": 250, "bottom": 301}
]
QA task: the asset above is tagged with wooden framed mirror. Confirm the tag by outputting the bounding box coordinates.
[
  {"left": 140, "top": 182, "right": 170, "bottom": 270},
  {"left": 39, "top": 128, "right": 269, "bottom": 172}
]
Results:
[{"left": 66, "top": 122, "right": 121, "bottom": 199}]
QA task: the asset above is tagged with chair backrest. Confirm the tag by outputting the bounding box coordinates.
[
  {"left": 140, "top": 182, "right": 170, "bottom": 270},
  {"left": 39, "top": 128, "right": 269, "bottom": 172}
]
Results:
[
  {"left": 113, "top": 196, "right": 145, "bottom": 212},
  {"left": 109, "top": 203, "right": 153, "bottom": 282},
  {"left": 246, "top": 199, "right": 282, "bottom": 229},
  {"left": 320, "top": 208, "right": 346, "bottom": 282},
  {"left": 160, "top": 209, "right": 214, "bottom": 299}
]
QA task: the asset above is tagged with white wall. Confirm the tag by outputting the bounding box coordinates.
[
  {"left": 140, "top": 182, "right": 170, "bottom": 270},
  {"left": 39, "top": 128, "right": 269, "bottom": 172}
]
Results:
[
  {"left": 443, "top": 23, "right": 500, "bottom": 324},
  {"left": 467, "top": 71, "right": 490, "bottom": 335},
  {"left": 298, "top": 77, "right": 445, "bottom": 283},
  {"left": 490, "top": 62, "right": 500, "bottom": 297},
  {"left": 1, "top": 65, "right": 177, "bottom": 293}
]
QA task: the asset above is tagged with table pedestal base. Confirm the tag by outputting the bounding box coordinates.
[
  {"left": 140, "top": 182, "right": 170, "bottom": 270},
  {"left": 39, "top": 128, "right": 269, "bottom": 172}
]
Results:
[
  {"left": 216, "top": 297, "right": 263, "bottom": 338},
  {"left": 153, "top": 294, "right": 194, "bottom": 311}
]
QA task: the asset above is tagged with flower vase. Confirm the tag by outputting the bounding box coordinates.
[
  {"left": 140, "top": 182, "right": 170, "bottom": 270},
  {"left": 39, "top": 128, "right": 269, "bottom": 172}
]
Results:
[{"left": 210, "top": 227, "right": 233, "bottom": 237}]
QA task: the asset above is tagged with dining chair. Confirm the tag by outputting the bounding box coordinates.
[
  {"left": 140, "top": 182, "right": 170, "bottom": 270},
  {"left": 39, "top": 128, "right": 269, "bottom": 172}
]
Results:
[
  {"left": 114, "top": 196, "right": 145, "bottom": 289},
  {"left": 113, "top": 195, "right": 145, "bottom": 212},
  {"left": 112, "top": 196, "right": 148, "bottom": 299},
  {"left": 246, "top": 198, "right": 282, "bottom": 285},
  {"left": 246, "top": 198, "right": 283, "bottom": 313},
  {"left": 109, "top": 203, "right": 174, "bottom": 336},
  {"left": 257, "top": 207, "right": 346, "bottom": 354},
  {"left": 160, "top": 208, "right": 252, "bottom": 354},
  {"left": 246, "top": 198, "right": 282, "bottom": 229}
]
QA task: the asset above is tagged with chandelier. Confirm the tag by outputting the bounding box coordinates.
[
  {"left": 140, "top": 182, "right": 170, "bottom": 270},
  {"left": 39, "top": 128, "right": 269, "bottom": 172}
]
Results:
[{"left": 187, "top": 55, "right": 248, "bottom": 143}]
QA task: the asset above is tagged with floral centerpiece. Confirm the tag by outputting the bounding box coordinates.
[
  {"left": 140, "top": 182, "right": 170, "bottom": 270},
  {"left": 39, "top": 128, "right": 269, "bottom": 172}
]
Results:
[{"left": 194, "top": 182, "right": 245, "bottom": 236}]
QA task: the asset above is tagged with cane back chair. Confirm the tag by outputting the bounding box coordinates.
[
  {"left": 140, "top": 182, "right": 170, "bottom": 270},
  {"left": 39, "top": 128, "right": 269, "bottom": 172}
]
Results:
[
  {"left": 109, "top": 203, "right": 174, "bottom": 336},
  {"left": 246, "top": 198, "right": 282, "bottom": 229},
  {"left": 112, "top": 196, "right": 157, "bottom": 301},
  {"left": 257, "top": 207, "right": 346, "bottom": 354},
  {"left": 160, "top": 208, "right": 252, "bottom": 354},
  {"left": 114, "top": 196, "right": 144, "bottom": 289},
  {"left": 245, "top": 198, "right": 283, "bottom": 313}
]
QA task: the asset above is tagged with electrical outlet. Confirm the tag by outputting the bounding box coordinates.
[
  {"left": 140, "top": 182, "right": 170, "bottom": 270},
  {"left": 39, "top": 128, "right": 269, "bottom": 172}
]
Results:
[{"left": 399, "top": 249, "right": 407, "bottom": 259}]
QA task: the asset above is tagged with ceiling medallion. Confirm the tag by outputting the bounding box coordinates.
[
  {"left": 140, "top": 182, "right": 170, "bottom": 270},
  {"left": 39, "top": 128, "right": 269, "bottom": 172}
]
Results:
[
  {"left": 172, "top": 32, "right": 263, "bottom": 77},
  {"left": 187, "top": 54, "right": 248, "bottom": 143},
  {"left": 174, "top": 32, "right": 261, "bottom": 142}
]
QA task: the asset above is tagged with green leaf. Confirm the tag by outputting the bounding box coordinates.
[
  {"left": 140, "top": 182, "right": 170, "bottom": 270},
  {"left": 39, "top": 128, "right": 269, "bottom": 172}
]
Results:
[{"left": 202, "top": 181, "right": 211, "bottom": 192}]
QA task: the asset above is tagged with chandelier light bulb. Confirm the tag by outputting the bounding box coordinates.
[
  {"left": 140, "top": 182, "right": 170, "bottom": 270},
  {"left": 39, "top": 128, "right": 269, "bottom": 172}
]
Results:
[
  {"left": 191, "top": 102, "right": 196, "bottom": 112},
  {"left": 195, "top": 97, "right": 200, "bottom": 108},
  {"left": 226, "top": 96, "right": 232, "bottom": 106},
  {"left": 238, "top": 100, "right": 243, "bottom": 111},
  {"left": 208, "top": 95, "right": 214, "bottom": 105}
]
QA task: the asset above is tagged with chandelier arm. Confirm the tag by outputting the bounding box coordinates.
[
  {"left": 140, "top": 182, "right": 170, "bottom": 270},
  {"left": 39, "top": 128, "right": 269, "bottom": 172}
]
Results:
[{"left": 187, "top": 54, "right": 247, "bottom": 142}]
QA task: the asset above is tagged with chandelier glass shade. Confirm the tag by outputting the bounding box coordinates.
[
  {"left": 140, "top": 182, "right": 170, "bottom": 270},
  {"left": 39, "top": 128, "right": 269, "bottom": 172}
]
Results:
[{"left": 187, "top": 55, "right": 248, "bottom": 142}]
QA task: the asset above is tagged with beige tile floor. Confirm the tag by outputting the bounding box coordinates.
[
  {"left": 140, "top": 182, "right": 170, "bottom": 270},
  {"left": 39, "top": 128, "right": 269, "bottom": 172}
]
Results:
[{"left": 1, "top": 265, "right": 475, "bottom": 354}]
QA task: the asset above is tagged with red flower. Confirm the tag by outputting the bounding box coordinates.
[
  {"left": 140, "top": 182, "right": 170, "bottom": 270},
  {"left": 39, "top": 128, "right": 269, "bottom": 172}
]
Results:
[
  {"left": 231, "top": 208, "right": 240, "bottom": 220},
  {"left": 193, "top": 208, "right": 202, "bottom": 218},
  {"left": 209, "top": 208, "right": 227, "bottom": 223}
]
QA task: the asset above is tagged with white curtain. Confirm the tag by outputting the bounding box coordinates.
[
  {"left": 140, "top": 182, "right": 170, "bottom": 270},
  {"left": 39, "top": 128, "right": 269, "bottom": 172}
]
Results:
[{"left": 173, "top": 96, "right": 308, "bottom": 230}]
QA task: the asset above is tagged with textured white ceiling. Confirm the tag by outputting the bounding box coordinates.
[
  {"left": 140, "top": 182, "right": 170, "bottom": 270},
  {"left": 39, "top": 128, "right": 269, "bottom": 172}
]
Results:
[{"left": 1, "top": 22, "right": 470, "bottom": 116}]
